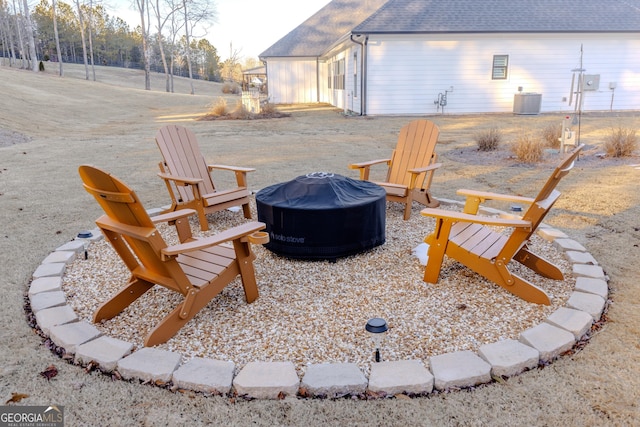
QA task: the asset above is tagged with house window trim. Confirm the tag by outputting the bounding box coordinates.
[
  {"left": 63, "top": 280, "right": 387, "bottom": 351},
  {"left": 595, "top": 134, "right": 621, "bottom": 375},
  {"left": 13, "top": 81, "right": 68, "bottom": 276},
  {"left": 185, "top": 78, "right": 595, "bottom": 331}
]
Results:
[{"left": 492, "top": 55, "right": 509, "bottom": 80}]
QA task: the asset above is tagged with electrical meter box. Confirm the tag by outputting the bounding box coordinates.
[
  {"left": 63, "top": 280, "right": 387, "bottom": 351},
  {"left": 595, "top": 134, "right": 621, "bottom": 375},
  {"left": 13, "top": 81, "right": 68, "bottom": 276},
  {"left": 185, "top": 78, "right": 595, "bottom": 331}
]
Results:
[{"left": 583, "top": 74, "right": 600, "bottom": 91}]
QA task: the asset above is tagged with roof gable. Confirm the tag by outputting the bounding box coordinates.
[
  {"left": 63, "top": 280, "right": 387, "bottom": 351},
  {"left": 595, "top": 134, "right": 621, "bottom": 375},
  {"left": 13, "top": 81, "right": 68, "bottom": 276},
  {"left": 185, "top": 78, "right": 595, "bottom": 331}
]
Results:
[
  {"left": 259, "top": 0, "right": 388, "bottom": 58},
  {"left": 353, "top": 0, "right": 640, "bottom": 33}
]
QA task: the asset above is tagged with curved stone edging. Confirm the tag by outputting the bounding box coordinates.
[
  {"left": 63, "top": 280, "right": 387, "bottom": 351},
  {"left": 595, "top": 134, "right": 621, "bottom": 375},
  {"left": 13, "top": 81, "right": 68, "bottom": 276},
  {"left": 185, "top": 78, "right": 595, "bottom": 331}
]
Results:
[{"left": 27, "top": 200, "right": 609, "bottom": 399}]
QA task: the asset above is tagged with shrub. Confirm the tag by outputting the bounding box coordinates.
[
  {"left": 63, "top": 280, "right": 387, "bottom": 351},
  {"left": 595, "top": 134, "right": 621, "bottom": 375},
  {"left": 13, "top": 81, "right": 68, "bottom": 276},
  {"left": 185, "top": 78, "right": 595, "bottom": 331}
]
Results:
[
  {"left": 221, "top": 82, "right": 240, "bottom": 94},
  {"left": 475, "top": 127, "right": 502, "bottom": 151},
  {"left": 542, "top": 123, "right": 562, "bottom": 148},
  {"left": 512, "top": 134, "right": 545, "bottom": 163},
  {"left": 603, "top": 127, "right": 638, "bottom": 157},
  {"left": 228, "top": 101, "right": 251, "bottom": 119},
  {"left": 206, "top": 98, "right": 228, "bottom": 116}
]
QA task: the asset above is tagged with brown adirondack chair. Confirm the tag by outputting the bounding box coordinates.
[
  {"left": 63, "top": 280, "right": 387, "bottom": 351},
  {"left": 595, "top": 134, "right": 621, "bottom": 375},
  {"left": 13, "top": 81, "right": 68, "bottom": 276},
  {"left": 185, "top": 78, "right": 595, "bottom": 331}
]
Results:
[
  {"left": 349, "top": 119, "right": 442, "bottom": 220},
  {"left": 155, "top": 124, "right": 255, "bottom": 231},
  {"left": 78, "top": 165, "right": 269, "bottom": 346},
  {"left": 420, "top": 145, "right": 584, "bottom": 305}
]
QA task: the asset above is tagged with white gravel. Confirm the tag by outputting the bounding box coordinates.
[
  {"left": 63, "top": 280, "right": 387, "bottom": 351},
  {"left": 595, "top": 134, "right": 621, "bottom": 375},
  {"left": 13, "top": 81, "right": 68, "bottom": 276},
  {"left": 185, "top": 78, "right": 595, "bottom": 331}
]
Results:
[{"left": 62, "top": 201, "right": 574, "bottom": 375}]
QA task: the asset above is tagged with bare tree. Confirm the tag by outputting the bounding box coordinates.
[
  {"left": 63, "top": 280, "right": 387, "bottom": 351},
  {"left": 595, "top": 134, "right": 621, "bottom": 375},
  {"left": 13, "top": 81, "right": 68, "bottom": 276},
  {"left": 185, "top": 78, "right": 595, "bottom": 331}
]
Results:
[
  {"left": 22, "top": 0, "right": 37, "bottom": 71},
  {"left": 150, "top": 0, "right": 182, "bottom": 92},
  {"left": 135, "top": 0, "right": 151, "bottom": 89},
  {"left": 181, "top": 0, "right": 215, "bottom": 95},
  {"left": 74, "top": 0, "right": 89, "bottom": 79},
  {"left": 51, "top": 0, "right": 63, "bottom": 76}
]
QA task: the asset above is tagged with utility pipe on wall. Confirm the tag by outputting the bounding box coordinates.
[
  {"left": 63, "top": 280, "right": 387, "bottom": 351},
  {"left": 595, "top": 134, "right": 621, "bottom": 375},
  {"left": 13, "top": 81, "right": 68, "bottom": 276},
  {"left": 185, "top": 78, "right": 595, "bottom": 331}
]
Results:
[{"left": 350, "top": 34, "right": 368, "bottom": 116}]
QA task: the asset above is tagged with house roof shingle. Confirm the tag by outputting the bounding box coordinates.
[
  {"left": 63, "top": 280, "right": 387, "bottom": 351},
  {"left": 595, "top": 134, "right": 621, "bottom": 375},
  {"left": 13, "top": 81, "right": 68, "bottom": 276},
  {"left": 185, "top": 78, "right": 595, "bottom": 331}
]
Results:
[
  {"left": 259, "top": 0, "right": 388, "bottom": 58},
  {"left": 354, "top": 0, "right": 640, "bottom": 34},
  {"left": 261, "top": 0, "right": 640, "bottom": 59}
]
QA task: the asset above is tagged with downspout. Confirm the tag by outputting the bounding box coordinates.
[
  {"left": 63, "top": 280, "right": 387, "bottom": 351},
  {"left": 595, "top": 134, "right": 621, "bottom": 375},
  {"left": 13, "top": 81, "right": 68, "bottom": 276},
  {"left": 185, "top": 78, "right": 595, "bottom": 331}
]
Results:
[{"left": 350, "top": 34, "right": 368, "bottom": 116}]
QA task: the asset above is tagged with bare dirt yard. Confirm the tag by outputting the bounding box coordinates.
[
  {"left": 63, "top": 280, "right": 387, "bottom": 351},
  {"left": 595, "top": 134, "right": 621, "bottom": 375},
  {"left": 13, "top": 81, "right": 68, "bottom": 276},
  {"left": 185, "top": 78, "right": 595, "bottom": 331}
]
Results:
[{"left": 1, "top": 62, "right": 639, "bottom": 425}]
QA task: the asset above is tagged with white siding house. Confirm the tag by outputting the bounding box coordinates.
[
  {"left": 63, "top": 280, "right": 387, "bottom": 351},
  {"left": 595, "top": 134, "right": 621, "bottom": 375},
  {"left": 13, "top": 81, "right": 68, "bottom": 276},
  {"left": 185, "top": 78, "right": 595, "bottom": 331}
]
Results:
[{"left": 260, "top": 0, "right": 640, "bottom": 116}]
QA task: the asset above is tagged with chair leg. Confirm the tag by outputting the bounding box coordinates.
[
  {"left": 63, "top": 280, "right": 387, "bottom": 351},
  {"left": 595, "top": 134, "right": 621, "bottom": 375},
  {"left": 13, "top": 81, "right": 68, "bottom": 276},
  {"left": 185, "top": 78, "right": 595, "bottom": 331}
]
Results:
[
  {"left": 242, "top": 202, "right": 252, "bottom": 219},
  {"left": 505, "top": 274, "right": 551, "bottom": 305},
  {"left": 423, "top": 219, "right": 451, "bottom": 283},
  {"left": 195, "top": 205, "right": 210, "bottom": 231},
  {"left": 233, "top": 240, "right": 259, "bottom": 303},
  {"left": 93, "top": 278, "right": 154, "bottom": 322},
  {"left": 515, "top": 247, "right": 564, "bottom": 280}
]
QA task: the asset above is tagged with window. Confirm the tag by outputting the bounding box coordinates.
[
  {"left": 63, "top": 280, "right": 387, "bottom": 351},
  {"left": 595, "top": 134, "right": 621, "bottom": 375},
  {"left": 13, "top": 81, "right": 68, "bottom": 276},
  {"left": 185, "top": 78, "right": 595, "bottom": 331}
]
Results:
[
  {"left": 327, "top": 63, "right": 332, "bottom": 88},
  {"left": 492, "top": 55, "right": 509, "bottom": 80},
  {"left": 353, "top": 52, "right": 358, "bottom": 97},
  {"left": 332, "top": 59, "right": 345, "bottom": 90}
]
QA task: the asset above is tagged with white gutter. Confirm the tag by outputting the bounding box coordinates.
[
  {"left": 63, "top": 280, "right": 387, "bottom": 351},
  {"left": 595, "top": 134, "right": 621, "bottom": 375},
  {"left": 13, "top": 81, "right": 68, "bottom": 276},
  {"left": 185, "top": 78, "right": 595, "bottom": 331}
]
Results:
[{"left": 349, "top": 34, "right": 368, "bottom": 116}]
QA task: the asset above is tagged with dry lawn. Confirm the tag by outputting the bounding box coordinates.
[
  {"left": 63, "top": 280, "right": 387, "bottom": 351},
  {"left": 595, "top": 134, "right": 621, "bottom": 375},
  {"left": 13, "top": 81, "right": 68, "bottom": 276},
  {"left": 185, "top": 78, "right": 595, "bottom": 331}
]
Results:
[{"left": 1, "top": 62, "right": 639, "bottom": 426}]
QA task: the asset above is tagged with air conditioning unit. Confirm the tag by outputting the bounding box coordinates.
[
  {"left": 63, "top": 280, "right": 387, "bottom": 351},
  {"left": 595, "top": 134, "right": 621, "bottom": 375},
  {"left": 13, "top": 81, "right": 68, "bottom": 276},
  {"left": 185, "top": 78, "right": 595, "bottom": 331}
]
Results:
[{"left": 513, "top": 93, "right": 542, "bottom": 115}]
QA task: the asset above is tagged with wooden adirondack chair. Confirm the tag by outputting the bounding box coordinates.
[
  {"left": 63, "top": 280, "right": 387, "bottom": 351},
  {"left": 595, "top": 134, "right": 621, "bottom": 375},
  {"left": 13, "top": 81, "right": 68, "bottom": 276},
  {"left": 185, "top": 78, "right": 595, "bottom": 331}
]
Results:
[
  {"left": 78, "top": 165, "right": 269, "bottom": 346},
  {"left": 349, "top": 119, "right": 442, "bottom": 220},
  {"left": 420, "top": 145, "right": 584, "bottom": 305},
  {"left": 155, "top": 124, "right": 255, "bottom": 231}
]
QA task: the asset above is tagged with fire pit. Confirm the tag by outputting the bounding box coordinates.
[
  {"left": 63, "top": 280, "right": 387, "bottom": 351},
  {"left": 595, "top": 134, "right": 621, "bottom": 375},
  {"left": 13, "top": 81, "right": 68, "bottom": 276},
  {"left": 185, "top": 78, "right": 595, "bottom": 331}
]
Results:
[{"left": 256, "top": 172, "right": 386, "bottom": 260}]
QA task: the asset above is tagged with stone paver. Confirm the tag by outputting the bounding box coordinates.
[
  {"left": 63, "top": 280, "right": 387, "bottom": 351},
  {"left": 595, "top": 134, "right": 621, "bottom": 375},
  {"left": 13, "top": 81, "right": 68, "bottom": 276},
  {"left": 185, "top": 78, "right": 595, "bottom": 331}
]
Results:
[
  {"left": 564, "top": 251, "right": 598, "bottom": 265},
  {"left": 573, "top": 264, "right": 606, "bottom": 279},
  {"left": 35, "top": 305, "right": 78, "bottom": 335},
  {"left": 233, "top": 361, "right": 299, "bottom": 399},
  {"left": 537, "top": 227, "right": 568, "bottom": 241},
  {"left": 29, "top": 290, "right": 67, "bottom": 313},
  {"left": 566, "top": 291, "right": 606, "bottom": 320},
  {"left": 75, "top": 336, "right": 134, "bottom": 372},
  {"left": 478, "top": 339, "right": 540, "bottom": 377},
  {"left": 429, "top": 350, "right": 492, "bottom": 391},
  {"left": 575, "top": 277, "right": 608, "bottom": 299},
  {"left": 552, "top": 238, "right": 587, "bottom": 252},
  {"left": 48, "top": 321, "right": 103, "bottom": 353},
  {"left": 301, "top": 363, "right": 367, "bottom": 398},
  {"left": 28, "top": 277, "right": 62, "bottom": 296},
  {"left": 519, "top": 323, "right": 575, "bottom": 362},
  {"left": 367, "top": 360, "right": 434, "bottom": 395},
  {"left": 55, "top": 240, "right": 85, "bottom": 254},
  {"left": 42, "top": 251, "right": 76, "bottom": 265},
  {"left": 172, "top": 358, "right": 235, "bottom": 395},
  {"left": 117, "top": 347, "right": 182, "bottom": 383},
  {"left": 32, "top": 262, "right": 66, "bottom": 279},
  {"left": 545, "top": 307, "right": 594, "bottom": 339}
]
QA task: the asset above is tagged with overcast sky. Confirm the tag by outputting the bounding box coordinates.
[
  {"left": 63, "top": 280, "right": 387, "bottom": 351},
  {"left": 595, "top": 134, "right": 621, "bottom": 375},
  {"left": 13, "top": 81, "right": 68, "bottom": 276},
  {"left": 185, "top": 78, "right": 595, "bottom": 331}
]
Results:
[{"left": 110, "top": 0, "right": 331, "bottom": 60}]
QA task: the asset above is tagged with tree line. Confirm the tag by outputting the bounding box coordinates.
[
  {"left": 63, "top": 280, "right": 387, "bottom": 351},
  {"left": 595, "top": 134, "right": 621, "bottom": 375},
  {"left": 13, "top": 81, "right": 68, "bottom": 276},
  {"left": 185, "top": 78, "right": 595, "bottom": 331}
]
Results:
[{"left": 0, "top": 0, "right": 253, "bottom": 92}]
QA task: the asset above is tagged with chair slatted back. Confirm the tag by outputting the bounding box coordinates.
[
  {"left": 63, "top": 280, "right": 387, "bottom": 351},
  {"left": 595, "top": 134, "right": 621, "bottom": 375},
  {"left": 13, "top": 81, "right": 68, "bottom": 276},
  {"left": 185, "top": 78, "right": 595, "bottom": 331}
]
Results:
[
  {"left": 155, "top": 125, "right": 216, "bottom": 203},
  {"left": 499, "top": 145, "right": 584, "bottom": 260},
  {"left": 387, "top": 119, "right": 440, "bottom": 188},
  {"left": 79, "top": 165, "right": 188, "bottom": 294}
]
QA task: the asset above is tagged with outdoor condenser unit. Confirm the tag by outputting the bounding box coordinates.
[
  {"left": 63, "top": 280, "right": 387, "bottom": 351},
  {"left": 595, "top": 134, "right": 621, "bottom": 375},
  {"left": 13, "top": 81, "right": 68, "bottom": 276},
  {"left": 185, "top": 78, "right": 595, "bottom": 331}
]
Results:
[{"left": 513, "top": 93, "right": 542, "bottom": 115}]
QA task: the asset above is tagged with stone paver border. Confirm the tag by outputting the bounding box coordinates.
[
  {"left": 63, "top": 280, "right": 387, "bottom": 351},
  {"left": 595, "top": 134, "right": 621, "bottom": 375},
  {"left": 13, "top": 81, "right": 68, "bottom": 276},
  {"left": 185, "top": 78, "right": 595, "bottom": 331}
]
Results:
[{"left": 27, "top": 200, "right": 609, "bottom": 399}]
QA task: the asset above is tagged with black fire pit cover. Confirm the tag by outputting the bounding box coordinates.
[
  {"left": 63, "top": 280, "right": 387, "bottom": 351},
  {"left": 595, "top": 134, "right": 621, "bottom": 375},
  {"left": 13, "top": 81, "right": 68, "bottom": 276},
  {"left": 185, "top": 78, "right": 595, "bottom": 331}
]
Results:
[{"left": 256, "top": 172, "right": 386, "bottom": 260}]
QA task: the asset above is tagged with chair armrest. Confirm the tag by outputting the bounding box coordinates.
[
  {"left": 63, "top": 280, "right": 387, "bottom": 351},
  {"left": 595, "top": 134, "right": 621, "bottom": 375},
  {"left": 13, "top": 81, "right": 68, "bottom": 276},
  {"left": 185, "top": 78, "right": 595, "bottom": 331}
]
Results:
[
  {"left": 420, "top": 208, "right": 532, "bottom": 229},
  {"left": 161, "top": 222, "right": 267, "bottom": 258},
  {"left": 348, "top": 158, "right": 391, "bottom": 180},
  {"left": 349, "top": 158, "right": 391, "bottom": 169},
  {"left": 157, "top": 172, "right": 203, "bottom": 186},
  {"left": 151, "top": 209, "right": 196, "bottom": 224},
  {"left": 408, "top": 162, "right": 443, "bottom": 175},
  {"left": 456, "top": 189, "right": 535, "bottom": 214},
  {"left": 208, "top": 164, "right": 256, "bottom": 173},
  {"left": 151, "top": 209, "right": 197, "bottom": 243}
]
